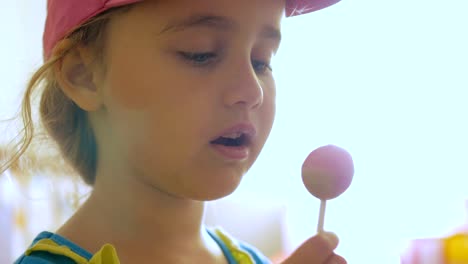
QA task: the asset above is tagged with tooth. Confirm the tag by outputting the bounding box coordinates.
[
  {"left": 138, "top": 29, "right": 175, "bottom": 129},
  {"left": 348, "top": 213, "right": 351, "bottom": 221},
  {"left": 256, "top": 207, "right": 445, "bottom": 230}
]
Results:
[{"left": 223, "top": 132, "right": 242, "bottom": 139}]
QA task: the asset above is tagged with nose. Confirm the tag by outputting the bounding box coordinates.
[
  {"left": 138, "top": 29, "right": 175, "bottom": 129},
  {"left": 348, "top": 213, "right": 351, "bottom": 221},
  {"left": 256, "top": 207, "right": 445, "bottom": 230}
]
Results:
[{"left": 223, "top": 60, "right": 264, "bottom": 109}]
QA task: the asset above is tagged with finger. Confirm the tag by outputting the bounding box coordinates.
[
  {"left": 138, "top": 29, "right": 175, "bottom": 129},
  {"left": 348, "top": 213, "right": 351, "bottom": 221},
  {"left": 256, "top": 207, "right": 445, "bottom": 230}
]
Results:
[
  {"left": 281, "top": 232, "right": 339, "bottom": 264},
  {"left": 325, "top": 254, "right": 347, "bottom": 264}
]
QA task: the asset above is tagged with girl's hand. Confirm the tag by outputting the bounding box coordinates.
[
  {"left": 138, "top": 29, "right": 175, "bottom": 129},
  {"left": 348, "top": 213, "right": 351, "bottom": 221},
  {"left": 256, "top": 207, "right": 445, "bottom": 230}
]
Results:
[{"left": 280, "top": 232, "right": 346, "bottom": 264}]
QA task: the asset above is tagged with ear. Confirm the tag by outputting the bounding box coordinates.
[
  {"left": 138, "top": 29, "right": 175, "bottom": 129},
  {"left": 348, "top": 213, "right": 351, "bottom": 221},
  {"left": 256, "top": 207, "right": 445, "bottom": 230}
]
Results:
[{"left": 53, "top": 40, "right": 103, "bottom": 111}]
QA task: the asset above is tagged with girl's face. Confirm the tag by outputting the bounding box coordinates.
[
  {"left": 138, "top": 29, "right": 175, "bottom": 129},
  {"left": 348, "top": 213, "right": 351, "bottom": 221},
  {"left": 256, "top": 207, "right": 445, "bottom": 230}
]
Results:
[{"left": 96, "top": 0, "right": 284, "bottom": 200}]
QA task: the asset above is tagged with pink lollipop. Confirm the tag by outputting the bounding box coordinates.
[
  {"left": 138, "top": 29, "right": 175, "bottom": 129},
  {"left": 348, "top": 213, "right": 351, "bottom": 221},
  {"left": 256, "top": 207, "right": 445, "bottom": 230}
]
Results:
[{"left": 302, "top": 145, "right": 354, "bottom": 233}]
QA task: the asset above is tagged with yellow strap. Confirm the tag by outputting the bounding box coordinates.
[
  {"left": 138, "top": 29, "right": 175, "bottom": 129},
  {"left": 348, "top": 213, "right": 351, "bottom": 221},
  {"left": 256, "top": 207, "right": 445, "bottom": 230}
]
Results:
[
  {"left": 214, "top": 228, "right": 255, "bottom": 264},
  {"left": 89, "top": 244, "right": 120, "bottom": 264},
  {"left": 25, "top": 238, "right": 120, "bottom": 264},
  {"left": 25, "top": 239, "right": 89, "bottom": 264}
]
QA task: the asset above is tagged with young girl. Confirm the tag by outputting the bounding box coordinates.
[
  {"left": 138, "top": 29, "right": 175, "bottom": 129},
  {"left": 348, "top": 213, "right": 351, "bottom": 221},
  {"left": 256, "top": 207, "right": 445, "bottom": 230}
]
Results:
[{"left": 5, "top": 0, "right": 347, "bottom": 263}]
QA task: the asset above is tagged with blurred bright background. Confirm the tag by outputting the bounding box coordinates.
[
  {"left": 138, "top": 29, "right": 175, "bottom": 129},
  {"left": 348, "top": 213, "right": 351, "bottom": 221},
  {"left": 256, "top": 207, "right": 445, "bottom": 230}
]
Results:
[{"left": 1, "top": 0, "right": 467, "bottom": 263}]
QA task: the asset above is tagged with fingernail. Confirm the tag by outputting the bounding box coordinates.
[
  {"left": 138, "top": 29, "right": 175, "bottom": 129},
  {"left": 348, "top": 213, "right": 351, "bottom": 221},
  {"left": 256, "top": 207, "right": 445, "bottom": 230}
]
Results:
[{"left": 320, "top": 232, "right": 339, "bottom": 249}]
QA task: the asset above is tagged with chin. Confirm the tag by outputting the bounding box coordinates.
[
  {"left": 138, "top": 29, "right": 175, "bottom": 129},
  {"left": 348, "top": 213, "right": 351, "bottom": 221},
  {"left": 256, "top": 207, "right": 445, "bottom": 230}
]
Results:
[
  {"left": 200, "top": 185, "right": 239, "bottom": 201},
  {"left": 184, "top": 172, "right": 244, "bottom": 201},
  {"left": 189, "top": 182, "right": 241, "bottom": 201}
]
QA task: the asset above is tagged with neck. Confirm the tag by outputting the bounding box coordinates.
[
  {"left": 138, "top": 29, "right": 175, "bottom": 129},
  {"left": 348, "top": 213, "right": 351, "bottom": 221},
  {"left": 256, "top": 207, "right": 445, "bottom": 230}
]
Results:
[
  {"left": 57, "top": 166, "right": 221, "bottom": 261},
  {"left": 90, "top": 176, "right": 206, "bottom": 242}
]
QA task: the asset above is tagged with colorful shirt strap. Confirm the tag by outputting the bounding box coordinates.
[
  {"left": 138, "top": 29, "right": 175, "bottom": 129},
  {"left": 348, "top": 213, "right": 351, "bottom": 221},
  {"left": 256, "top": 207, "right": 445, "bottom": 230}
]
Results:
[
  {"left": 212, "top": 228, "right": 255, "bottom": 264},
  {"left": 24, "top": 228, "right": 256, "bottom": 264}
]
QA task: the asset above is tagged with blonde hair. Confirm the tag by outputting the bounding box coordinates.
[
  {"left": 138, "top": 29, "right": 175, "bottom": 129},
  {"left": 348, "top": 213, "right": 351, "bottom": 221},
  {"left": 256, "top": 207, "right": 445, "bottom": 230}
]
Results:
[{"left": 0, "top": 6, "right": 132, "bottom": 185}]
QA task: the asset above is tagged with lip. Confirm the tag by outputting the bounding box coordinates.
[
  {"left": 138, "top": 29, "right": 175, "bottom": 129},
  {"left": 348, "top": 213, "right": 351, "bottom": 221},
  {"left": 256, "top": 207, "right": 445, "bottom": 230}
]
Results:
[{"left": 210, "top": 122, "right": 257, "bottom": 160}]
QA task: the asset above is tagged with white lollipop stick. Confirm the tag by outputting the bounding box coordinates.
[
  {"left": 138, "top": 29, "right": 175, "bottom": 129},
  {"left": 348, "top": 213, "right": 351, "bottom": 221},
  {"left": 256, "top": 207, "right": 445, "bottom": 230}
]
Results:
[{"left": 317, "top": 199, "right": 326, "bottom": 233}]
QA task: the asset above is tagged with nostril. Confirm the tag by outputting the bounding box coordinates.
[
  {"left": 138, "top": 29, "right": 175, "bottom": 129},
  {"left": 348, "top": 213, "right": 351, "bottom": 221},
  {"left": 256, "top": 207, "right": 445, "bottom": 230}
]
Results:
[{"left": 232, "top": 86, "right": 263, "bottom": 109}]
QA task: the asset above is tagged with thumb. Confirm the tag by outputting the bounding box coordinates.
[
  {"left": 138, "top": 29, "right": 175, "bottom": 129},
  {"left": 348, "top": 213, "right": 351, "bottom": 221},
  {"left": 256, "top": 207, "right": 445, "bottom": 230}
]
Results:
[{"left": 281, "top": 232, "right": 339, "bottom": 264}]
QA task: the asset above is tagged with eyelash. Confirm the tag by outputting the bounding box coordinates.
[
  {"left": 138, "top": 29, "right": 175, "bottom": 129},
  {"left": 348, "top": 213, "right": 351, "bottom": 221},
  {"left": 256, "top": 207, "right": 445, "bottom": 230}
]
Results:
[
  {"left": 252, "top": 59, "right": 273, "bottom": 74},
  {"left": 178, "top": 52, "right": 273, "bottom": 74},
  {"left": 179, "top": 52, "right": 217, "bottom": 65}
]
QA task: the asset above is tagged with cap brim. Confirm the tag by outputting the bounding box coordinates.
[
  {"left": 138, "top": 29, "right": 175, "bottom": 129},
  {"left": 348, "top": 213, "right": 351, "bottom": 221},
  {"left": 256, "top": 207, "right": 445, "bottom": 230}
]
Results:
[
  {"left": 106, "top": 0, "right": 341, "bottom": 17},
  {"left": 286, "top": 0, "right": 341, "bottom": 16}
]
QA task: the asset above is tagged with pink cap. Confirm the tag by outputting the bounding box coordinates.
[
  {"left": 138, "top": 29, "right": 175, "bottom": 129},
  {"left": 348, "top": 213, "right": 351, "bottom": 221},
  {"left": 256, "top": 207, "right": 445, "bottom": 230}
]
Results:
[{"left": 43, "top": 0, "right": 341, "bottom": 59}]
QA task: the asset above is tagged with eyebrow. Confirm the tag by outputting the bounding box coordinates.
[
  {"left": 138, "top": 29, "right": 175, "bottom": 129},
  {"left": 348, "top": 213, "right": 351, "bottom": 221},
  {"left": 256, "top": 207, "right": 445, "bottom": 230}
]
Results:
[{"left": 158, "top": 14, "right": 282, "bottom": 44}]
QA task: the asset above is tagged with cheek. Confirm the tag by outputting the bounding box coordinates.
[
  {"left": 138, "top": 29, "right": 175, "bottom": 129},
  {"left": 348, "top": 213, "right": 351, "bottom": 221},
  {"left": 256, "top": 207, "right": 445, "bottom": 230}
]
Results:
[
  {"left": 103, "top": 35, "right": 181, "bottom": 110},
  {"left": 113, "top": 100, "right": 207, "bottom": 164},
  {"left": 108, "top": 110, "right": 152, "bottom": 153},
  {"left": 253, "top": 80, "right": 276, "bottom": 151},
  {"left": 105, "top": 60, "right": 160, "bottom": 109},
  {"left": 263, "top": 79, "right": 276, "bottom": 126},
  {"left": 262, "top": 99, "right": 276, "bottom": 143}
]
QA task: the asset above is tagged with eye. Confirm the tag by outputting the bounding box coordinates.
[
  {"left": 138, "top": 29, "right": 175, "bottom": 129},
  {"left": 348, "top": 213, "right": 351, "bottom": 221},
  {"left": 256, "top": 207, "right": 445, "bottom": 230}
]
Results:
[
  {"left": 252, "top": 59, "right": 273, "bottom": 74},
  {"left": 178, "top": 51, "right": 217, "bottom": 66}
]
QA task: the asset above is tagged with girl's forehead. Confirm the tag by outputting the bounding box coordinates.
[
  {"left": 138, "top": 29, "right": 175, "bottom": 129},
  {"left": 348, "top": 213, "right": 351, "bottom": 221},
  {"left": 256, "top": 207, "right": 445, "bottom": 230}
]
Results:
[
  {"left": 105, "top": 0, "right": 285, "bottom": 46},
  {"left": 129, "top": 0, "right": 286, "bottom": 26}
]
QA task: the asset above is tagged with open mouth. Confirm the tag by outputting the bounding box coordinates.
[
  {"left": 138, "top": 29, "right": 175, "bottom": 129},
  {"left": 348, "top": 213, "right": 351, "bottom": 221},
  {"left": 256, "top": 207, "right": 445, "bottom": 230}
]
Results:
[
  {"left": 209, "top": 124, "right": 256, "bottom": 160},
  {"left": 210, "top": 133, "right": 249, "bottom": 147}
]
